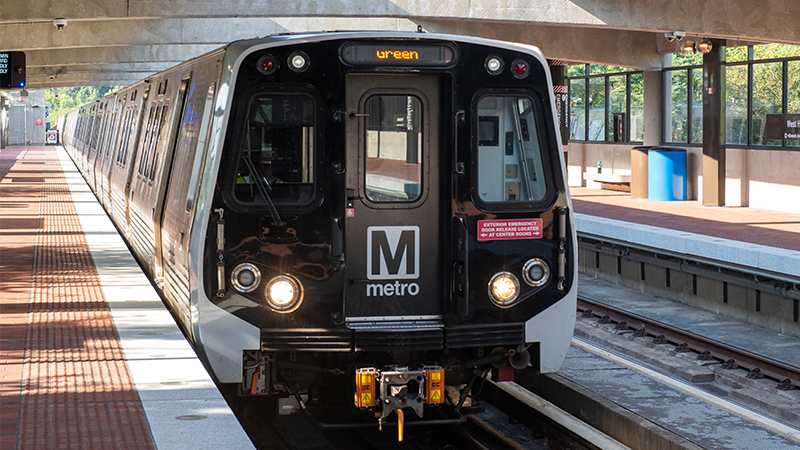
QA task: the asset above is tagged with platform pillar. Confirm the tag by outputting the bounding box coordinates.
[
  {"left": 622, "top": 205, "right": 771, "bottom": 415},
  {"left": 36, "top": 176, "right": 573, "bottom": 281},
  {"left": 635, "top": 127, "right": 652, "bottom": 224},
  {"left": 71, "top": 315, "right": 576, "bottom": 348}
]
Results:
[
  {"left": 702, "top": 40, "right": 726, "bottom": 206},
  {"left": 632, "top": 69, "right": 663, "bottom": 199}
]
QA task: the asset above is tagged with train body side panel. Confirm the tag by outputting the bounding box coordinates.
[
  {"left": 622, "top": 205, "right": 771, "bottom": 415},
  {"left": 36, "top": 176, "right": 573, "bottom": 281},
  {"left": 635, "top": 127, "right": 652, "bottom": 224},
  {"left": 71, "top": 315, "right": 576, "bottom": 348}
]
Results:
[
  {"left": 160, "top": 55, "right": 223, "bottom": 334},
  {"left": 108, "top": 85, "right": 148, "bottom": 238}
]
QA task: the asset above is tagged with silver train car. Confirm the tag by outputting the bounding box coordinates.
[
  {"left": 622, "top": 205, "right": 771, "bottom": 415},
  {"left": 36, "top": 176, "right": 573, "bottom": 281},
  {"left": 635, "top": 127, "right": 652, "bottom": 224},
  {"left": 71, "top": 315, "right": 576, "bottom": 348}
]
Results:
[{"left": 61, "top": 31, "right": 577, "bottom": 430}]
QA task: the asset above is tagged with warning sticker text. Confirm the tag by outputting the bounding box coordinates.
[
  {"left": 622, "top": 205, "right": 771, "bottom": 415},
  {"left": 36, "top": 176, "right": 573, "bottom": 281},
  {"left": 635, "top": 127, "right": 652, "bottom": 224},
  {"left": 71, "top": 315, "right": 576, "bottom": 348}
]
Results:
[{"left": 477, "top": 218, "right": 543, "bottom": 241}]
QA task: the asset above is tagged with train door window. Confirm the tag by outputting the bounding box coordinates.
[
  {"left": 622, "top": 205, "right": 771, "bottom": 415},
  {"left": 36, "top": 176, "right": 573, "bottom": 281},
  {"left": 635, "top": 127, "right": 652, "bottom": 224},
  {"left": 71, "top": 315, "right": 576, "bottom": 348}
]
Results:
[
  {"left": 147, "top": 104, "right": 171, "bottom": 181},
  {"left": 116, "top": 105, "right": 137, "bottom": 166},
  {"left": 363, "top": 94, "right": 422, "bottom": 202},
  {"left": 138, "top": 106, "right": 157, "bottom": 176},
  {"left": 186, "top": 83, "right": 216, "bottom": 212},
  {"left": 234, "top": 92, "right": 316, "bottom": 205},
  {"left": 475, "top": 94, "right": 547, "bottom": 203}
]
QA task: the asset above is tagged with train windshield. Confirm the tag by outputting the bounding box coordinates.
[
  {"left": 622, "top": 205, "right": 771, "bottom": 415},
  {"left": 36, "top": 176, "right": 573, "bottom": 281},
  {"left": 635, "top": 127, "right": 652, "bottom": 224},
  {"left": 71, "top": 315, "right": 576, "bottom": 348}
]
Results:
[
  {"left": 364, "top": 94, "right": 423, "bottom": 202},
  {"left": 234, "top": 93, "right": 315, "bottom": 204},
  {"left": 476, "top": 95, "right": 547, "bottom": 203}
]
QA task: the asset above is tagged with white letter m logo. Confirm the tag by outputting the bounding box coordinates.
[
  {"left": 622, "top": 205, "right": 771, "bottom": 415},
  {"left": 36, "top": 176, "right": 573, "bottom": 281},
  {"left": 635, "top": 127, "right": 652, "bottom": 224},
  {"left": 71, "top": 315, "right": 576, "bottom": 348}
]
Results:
[{"left": 367, "top": 226, "right": 419, "bottom": 280}]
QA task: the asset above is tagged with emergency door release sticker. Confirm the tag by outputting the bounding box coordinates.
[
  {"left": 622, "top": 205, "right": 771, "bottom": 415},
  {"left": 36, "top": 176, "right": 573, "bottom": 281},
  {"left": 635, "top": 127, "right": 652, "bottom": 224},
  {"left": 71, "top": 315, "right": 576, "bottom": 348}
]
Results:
[{"left": 477, "top": 219, "right": 543, "bottom": 241}]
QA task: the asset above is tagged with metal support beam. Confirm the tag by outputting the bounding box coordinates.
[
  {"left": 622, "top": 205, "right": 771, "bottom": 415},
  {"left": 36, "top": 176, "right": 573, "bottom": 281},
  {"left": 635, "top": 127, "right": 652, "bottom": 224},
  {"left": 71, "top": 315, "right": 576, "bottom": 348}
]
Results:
[{"left": 702, "top": 40, "right": 726, "bottom": 206}]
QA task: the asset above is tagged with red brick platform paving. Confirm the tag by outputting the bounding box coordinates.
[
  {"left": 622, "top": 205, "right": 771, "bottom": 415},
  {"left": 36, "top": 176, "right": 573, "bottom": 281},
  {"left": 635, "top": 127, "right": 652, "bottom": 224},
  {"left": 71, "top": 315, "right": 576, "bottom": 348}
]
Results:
[
  {"left": 0, "top": 146, "right": 154, "bottom": 450},
  {"left": 571, "top": 187, "right": 800, "bottom": 252}
]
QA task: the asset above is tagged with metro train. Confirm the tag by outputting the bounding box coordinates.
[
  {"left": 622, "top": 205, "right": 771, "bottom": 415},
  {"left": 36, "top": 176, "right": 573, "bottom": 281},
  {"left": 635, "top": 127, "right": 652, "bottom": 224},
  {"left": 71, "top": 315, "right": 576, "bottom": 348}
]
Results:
[{"left": 60, "top": 31, "right": 577, "bottom": 432}]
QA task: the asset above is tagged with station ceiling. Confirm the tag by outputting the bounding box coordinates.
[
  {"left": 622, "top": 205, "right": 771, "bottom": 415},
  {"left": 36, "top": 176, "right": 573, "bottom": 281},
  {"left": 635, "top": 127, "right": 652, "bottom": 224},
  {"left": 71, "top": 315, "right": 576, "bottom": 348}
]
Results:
[{"left": 2, "top": 0, "right": 796, "bottom": 89}]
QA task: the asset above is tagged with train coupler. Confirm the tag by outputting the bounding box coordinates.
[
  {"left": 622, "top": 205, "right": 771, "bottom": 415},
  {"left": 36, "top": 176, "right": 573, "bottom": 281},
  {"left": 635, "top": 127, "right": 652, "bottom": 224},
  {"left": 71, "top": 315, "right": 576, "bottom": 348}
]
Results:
[
  {"left": 241, "top": 350, "right": 271, "bottom": 396},
  {"left": 355, "top": 365, "right": 444, "bottom": 419}
]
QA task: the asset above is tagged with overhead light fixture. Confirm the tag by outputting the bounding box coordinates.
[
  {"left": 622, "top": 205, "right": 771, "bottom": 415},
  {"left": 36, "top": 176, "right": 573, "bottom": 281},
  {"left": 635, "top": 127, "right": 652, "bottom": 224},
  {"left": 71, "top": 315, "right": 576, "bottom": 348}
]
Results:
[{"left": 696, "top": 40, "right": 713, "bottom": 54}]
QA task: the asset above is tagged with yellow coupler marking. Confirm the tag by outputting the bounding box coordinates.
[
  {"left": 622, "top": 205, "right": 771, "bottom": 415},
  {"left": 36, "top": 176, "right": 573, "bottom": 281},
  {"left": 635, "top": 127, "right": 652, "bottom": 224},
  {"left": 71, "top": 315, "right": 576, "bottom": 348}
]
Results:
[
  {"left": 250, "top": 372, "right": 259, "bottom": 395},
  {"left": 397, "top": 409, "right": 404, "bottom": 442}
]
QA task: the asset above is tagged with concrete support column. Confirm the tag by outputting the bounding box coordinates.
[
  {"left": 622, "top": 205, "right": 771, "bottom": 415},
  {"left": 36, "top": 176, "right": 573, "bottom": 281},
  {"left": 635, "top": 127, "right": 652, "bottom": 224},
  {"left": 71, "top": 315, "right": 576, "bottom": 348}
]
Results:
[
  {"left": 632, "top": 69, "right": 663, "bottom": 198},
  {"left": 702, "top": 40, "right": 726, "bottom": 206}
]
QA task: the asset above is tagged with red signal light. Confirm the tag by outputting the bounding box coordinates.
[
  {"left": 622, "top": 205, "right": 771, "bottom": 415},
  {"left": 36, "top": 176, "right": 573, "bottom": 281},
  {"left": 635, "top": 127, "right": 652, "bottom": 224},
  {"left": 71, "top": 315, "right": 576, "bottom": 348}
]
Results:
[
  {"left": 257, "top": 56, "right": 278, "bottom": 75},
  {"left": 511, "top": 59, "right": 530, "bottom": 79}
]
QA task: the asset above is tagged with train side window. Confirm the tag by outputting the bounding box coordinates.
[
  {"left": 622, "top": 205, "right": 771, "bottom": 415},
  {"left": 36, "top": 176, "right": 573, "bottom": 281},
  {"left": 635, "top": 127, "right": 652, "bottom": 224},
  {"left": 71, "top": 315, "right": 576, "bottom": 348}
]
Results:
[
  {"left": 363, "top": 94, "right": 422, "bottom": 203},
  {"left": 475, "top": 95, "right": 547, "bottom": 203},
  {"left": 138, "top": 106, "right": 157, "bottom": 177},
  {"left": 234, "top": 93, "right": 315, "bottom": 205},
  {"left": 186, "top": 82, "right": 216, "bottom": 212}
]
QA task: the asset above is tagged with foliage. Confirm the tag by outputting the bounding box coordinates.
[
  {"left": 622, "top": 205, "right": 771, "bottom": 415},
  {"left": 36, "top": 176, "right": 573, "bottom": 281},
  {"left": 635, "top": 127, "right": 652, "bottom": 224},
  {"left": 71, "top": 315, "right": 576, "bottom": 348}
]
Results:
[{"left": 45, "top": 86, "right": 123, "bottom": 127}]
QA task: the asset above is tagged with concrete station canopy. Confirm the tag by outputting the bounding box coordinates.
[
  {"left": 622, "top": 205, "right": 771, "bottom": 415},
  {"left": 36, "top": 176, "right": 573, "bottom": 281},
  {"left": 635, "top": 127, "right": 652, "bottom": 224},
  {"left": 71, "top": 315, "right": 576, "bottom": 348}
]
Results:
[{"left": 2, "top": 0, "right": 798, "bottom": 89}]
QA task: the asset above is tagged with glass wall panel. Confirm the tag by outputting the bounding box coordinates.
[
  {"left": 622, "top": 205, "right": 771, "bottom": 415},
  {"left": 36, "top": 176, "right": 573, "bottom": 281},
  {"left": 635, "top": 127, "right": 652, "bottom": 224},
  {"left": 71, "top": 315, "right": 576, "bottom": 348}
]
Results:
[
  {"left": 671, "top": 52, "right": 703, "bottom": 67},
  {"left": 752, "top": 62, "right": 783, "bottom": 146},
  {"left": 588, "top": 77, "right": 606, "bottom": 140},
  {"left": 665, "top": 70, "right": 688, "bottom": 142},
  {"left": 569, "top": 79, "right": 586, "bottom": 140},
  {"left": 726, "top": 65, "right": 748, "bottom": 145},
  {"left": 567, "top": 65, "right": 585, "bottom": 77},
  {"left": 787, "top": 60, "right": 800, "bottom": 147},
  {"left": 608, "top": 76, "right": 626, "bottom": 140},
  {"left": 590, "top": 65, "right": 608, "bottom": 75},
  {"left": 754, "top": 43, "right": 800, "bottom": 60},
  {"left": 629, "top": 73, "right": 644, "bottom": 141},
  {"left": 691, "top": 69, "right": 703, "bottom": 144},
  {"left": 727, "top": 46, "right": 748, "bottom": 63}
]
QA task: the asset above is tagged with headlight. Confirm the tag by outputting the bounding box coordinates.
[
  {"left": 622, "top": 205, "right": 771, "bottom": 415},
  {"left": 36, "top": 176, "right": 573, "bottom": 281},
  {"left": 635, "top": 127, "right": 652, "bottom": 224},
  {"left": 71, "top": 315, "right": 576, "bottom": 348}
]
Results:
[
  {"left": 488, "top": 272, "right": 519, "bottom": 307},
  {"left": 522, "top": 258, "right": 550, "bottom": 287},
  {"left": 231, "top": 263, "right": 261, "bottom": 293},
  {"left": 265, "top": 275, "right": 303, "bottom": 313}
]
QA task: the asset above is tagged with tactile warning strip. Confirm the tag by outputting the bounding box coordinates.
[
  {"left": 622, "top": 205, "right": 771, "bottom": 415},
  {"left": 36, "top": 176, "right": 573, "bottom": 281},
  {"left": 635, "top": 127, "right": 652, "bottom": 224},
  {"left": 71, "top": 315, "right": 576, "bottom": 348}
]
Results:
[{"left": 0, "top": 147, "right": 154, "bottom": 450}]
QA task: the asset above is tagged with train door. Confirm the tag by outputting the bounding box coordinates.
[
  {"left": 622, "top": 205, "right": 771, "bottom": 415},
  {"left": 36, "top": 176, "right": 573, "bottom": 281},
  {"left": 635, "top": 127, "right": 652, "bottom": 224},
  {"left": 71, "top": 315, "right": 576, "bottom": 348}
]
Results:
[{"left": 343, "top": 74, "right": 443, "bottom": 324}]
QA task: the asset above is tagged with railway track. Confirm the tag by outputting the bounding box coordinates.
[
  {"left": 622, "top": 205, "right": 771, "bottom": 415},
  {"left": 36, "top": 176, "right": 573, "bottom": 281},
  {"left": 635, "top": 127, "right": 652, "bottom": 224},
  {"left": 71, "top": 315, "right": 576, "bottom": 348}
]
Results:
[
  {"left": 224, "top": 376, "right": 628, "bottom": 450},
  {"left": 577, "top": 296, "right": 800, "bottom": 391}
]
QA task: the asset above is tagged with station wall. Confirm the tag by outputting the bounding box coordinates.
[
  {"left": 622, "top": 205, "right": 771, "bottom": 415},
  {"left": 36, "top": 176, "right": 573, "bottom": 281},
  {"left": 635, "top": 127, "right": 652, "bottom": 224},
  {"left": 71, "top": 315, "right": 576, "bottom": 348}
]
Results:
[
  {"left": 568, "top": 142, "right": 800, "bottom": 215},
  {"left": 6, "top": 90, "right": 46, "bottom": 146}
]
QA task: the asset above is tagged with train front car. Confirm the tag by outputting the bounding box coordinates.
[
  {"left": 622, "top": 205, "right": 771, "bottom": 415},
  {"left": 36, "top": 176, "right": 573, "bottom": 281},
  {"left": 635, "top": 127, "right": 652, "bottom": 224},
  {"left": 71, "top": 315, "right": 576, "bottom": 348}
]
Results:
[{"left": 195, "top": 32, "right": 577, "bottom": 430}]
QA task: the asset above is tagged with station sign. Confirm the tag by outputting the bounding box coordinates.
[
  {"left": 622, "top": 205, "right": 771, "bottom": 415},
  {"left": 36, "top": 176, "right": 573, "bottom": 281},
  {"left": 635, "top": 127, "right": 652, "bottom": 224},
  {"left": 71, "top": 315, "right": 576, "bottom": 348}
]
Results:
[
  {"left": 765, "top": 114, "right": 800, "bottom": 140},
  {"left": 477, "top": 218, "right": 543, "bottom": 241},
  {"left": 0, "top": 51, "right": 26, "bottom": 89}
]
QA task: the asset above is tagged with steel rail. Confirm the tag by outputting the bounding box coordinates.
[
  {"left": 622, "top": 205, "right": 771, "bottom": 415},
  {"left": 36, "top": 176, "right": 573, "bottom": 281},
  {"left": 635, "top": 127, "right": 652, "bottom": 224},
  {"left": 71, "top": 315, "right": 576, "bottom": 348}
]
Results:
[
  {"left": 577, "top": 297, "right": 800, "bottom": 389},
  {"left": 480, "top": 380, "right": 630, "bottom": 450}
]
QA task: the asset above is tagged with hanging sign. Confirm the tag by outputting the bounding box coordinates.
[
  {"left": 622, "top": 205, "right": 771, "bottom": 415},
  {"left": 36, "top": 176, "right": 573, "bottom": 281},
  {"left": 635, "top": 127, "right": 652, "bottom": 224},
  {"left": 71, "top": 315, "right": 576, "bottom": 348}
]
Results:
[{"left": 765, "top": 114, "right": 800, "bottom": 140}]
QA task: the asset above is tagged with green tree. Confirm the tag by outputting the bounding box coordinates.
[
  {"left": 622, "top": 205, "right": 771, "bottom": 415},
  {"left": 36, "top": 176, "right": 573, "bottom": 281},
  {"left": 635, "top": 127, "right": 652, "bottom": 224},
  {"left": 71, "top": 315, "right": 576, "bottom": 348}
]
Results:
[{"left": 46, "top": 86, "right": 123, "bottom": 127}]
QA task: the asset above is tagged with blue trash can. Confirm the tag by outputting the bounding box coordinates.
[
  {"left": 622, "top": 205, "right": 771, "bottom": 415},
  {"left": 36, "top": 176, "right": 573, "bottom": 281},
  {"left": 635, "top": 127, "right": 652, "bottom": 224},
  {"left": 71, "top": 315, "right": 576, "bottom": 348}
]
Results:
[{"left": 648, "top": 146, "right": 686, "bottom": 201}]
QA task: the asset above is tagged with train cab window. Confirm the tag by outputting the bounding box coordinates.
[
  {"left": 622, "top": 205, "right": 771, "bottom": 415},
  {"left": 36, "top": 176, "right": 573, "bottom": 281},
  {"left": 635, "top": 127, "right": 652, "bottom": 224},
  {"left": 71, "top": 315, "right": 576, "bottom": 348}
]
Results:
[
  {"left": 234, "top": 93, "right": 315, "bottom": 205},
  {"left": 364, "top": 95, "right": 422, "bottom": 202},
  {"left": 476, "top": 95, "right": 547, "bottom": 203}
]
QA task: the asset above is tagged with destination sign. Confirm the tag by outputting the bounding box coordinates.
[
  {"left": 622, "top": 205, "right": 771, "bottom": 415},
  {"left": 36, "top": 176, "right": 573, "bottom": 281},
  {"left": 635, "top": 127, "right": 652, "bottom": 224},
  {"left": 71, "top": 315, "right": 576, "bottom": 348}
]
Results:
[
  {"left": 340, "top": 43, "right": 456, "bottom": 66},
  {"left": 0, "top": 51, "right": 26, "bottom": 89},
  {"left": 765, "top": 114, "right": 800, "bottom": 140}
]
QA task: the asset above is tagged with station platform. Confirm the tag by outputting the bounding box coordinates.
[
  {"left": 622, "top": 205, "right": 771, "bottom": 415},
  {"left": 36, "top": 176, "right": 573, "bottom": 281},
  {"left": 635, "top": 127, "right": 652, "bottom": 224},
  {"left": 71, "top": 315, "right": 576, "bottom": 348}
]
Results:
[
  {"left": 550, "top": 187, "right": 800, "bottom": 448},
  {"left": 0, "top": 146, "right": 254, "bottom": 450},
  {"left": 571, "top": 187, "right": 800, "bottom": 279}
]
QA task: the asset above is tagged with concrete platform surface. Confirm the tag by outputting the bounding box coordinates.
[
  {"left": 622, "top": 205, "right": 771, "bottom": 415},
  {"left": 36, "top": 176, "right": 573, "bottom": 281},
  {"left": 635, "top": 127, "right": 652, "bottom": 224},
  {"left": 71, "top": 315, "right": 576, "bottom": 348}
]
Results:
[
  {"left": 572, "top": 187, "right": 800, "bottom": 279},
  {"left": 0, "top": 145, "right": 255, "bottom": 450}
]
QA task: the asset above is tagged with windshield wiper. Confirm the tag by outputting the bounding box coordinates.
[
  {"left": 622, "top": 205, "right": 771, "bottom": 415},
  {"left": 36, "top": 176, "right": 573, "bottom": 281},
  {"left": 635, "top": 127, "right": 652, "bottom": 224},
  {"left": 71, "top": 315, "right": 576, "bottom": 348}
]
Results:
[{"left": 242, "top": 154, "right": 284, "bottom": 226}]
